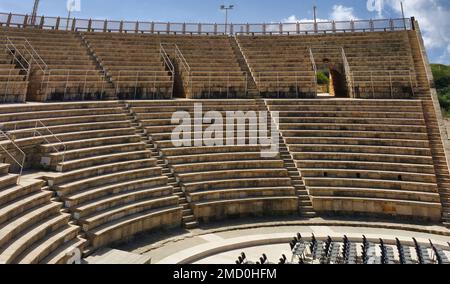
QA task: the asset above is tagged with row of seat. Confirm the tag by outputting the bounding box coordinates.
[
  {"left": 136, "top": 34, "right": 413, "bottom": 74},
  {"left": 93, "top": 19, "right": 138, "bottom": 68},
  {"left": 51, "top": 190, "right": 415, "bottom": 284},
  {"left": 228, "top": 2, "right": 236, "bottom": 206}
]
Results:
[
  {"left": 237, "top": 31, "right": 417, "bottom": 98},
  {"left": 0, "top": 27, "right": 112, "bottom": 102},
  {"left": 0, "top": 27, "right": 423, "bottom": 102},
  {"left": 0, "top": 102, "right": 182, "bottom": 252},
  {"left": 128, "top": 100, "right": 298, "bottom": 222},
  {"left": 266, "top": 99, "right": 442, "bottom": 220},
  {"left": 82, "top": 33, "right": 247, "bottom": 99},
  {"left": 0, "top": 46, "right": 28, "bottom": 103},
  {"left": 284, "top": 233, "right": 450, "bottom": 264},
  {"left": 0, "top": 163, "right": 85, "bottom": 264},
  {"left": 81, "top": 33, "right": 173, "bottom": 99}
]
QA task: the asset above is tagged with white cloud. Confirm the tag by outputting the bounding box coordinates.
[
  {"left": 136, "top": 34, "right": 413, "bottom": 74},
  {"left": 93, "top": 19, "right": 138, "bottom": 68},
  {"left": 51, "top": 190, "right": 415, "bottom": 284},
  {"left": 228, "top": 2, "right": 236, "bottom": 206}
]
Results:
[
  {"left": 279, "top": 15, "right": 328, "bottom": 23},
  {"left": 330, "top": 5, "right": 359, "bottom": 21},
  {"left": 279, "top": 5, "right": 359, "bottom": 23},
  {"left": 385, "top": 0, "right": 450, "bottom": 64},
  {"left": 270, "top": 15, "right": 328, "bottom": 33},
  {"left": 282, "top": 15, "right": 300, "bottom": 23},
  {"left": 274, "top": 6, "right": 358, "bottom": 33}
]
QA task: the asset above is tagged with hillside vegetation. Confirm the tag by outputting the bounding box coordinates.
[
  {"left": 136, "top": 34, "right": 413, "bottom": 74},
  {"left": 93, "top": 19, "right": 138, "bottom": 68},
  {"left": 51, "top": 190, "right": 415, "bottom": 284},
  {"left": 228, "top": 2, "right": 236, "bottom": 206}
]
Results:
[{"left": 432, "top": 64, "right": 450, "bottom": 116}]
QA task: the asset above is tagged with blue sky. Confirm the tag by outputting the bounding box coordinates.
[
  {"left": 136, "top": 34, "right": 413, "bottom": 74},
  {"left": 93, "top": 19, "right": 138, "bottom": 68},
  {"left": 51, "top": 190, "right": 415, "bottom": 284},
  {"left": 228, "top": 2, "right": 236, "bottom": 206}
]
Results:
[{"left": 1, "top": 0, "right": 449, "bottom": 64}]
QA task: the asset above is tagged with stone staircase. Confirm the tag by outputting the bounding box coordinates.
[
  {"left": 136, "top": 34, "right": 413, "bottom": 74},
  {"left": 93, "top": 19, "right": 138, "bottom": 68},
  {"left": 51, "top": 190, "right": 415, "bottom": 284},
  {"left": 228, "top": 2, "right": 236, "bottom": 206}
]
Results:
[
  {"left": 278, "top": 139, "right": 316, "bottom": 217},
  {"left": 229, "top": 35, "right": 258, "bottom": 96},
  {"left": 231, "top": 36, "right": 316, "bottom": 218},
  {"left": 421, "top": 99, "right": 450, "bottom": 227},
  {"left": 120, "top": 102, "right": 198, "bottom": 229},
  {"left": 257, "top": 98, "right": 316, "bottom": 217},
  {"left": 408, "top": 29, "right": 450, "bottom": 227},
  {"left": 0, "top": 164, "right": 86, "bottom": 264},
  {"left": 76, "top": 32, "right": 117, "bottom": 100}
]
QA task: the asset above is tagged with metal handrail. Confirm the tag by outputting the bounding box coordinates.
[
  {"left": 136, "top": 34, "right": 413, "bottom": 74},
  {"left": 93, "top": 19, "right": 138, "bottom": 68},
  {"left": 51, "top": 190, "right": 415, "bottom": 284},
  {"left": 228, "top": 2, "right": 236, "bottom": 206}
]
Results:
[
  {"left": 175, "top": 45, "right": 191, "bottom": 72},
  {"left": 175, "top": 45, "right": 192, "bottom": 95},
  {"left": 41, "top": 69, "right": 107, "bottom": 101},
  {"left": 309, "top": 48, "right": 318, "bottom": 97},
  {"left": 160, "top": 43, "right": 175, "bottom": 74},
  {"left": 352, "top": 70, "right": 415, "bottom": 98},
  {"left": 6, "top": 37, "right": 48, "bottom": 72},
  {"left": 188, "top": 71, "right": 248, "bottom": 99},
  {"left": 5, "top": 39, "right": 30, "bottom": 72},
  {"left": 4, "top": 40, "right": 31, "bottom": 102},
  {"left": 341, "top": 47, "right": 354, "bottom": 98},
  {"left": 115, "top": 70, "right": 170, "bottom": 99},
  {"left": 256, "top": 71, "right": 314, "bottom": 98},
  {"left": 256, "top": 71, "right": 313, "bottom": 75},
  {"left": 32, "top": 120, "right": 67, "bottom": 169},
  {"left": 160, "top": 43, "right": 175, "bottom": 98},
  {"left": 0, "top": 130, "right": 26, "bottom": 183},
  {"left": 6, "top": 37, "right": 49, "bottom": 98}
]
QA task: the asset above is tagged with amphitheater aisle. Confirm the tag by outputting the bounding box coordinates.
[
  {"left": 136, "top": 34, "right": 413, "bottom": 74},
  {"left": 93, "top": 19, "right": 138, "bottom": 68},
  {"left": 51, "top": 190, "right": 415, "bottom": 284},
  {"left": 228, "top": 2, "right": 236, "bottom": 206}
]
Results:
[{"left": 126, "top": 100, "right": 300, "bottom": 225}]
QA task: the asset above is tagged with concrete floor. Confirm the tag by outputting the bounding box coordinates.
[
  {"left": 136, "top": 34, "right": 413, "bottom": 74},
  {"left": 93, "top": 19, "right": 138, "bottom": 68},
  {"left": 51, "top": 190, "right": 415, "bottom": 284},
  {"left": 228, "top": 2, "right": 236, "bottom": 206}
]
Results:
[{"left": 126, "top": 223, "right": 450, "bottom": 264}]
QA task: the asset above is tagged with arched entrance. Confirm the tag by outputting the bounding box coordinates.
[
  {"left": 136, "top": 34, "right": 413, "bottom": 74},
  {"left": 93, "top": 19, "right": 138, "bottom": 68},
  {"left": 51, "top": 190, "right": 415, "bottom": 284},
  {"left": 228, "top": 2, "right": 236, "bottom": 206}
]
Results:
[{"left": 316, "top": 59, "right": 349, "bottom": 98}]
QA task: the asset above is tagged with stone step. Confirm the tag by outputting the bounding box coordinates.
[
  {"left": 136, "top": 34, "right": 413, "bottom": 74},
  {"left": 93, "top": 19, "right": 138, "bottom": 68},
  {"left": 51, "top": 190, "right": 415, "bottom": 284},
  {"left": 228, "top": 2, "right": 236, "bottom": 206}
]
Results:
[
  {"left": 48, "top": 159, "right": 157, "bottom": 186},
  {"left": 0, "top": 174, "right": 19, "bottom": 191},
  {"left": 16, "top": 225, "right": 80, "bottom": 264},
  {"left": 184, "top": 221, "right": 198, "bottom": 229},
  {"left": 0, "top": 213, "right": 71, "bottom": 264},
  {"left": 80, "top": 196, "right": 179, "bottom": 231},
  {"left": 41, "top": 236, "right": 86, "bottom": 264},
  {"left": 299, "top": 211, "right": 317, "bottom": 218},
  {"left": 0, "top": 202, "right": 62, "bottom": 248},
  {"left": 56, "top": 150, "right": 152, "bottom": 172},
  {"left": 85, "top": 206, "right": 182, "bottom": 250},
  {"left": 55, "top": 166, "right": 162, "bottom": 197},
  {"left": 0, "top": 180, "right": 44, "bottom": 207},
  {"left": 71, "top": 185, "right": 174, "bottom": 219},
  {"left": 0, "top": 190, "right": 53, "bottom": 225}
]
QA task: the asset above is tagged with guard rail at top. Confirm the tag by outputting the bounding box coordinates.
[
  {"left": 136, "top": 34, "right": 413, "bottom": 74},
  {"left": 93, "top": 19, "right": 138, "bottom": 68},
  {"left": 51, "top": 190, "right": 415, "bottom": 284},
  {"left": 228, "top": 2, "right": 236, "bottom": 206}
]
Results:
[{"left": 0, "top": 12, "right": 414, "bottom": 35}]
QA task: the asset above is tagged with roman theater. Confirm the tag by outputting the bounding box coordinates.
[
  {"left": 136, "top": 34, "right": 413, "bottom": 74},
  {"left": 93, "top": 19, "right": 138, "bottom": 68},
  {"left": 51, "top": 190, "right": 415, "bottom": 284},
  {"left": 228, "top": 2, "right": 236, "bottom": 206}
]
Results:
[{"left": 0, "top": 10, "right": 449, "bottom": 264}]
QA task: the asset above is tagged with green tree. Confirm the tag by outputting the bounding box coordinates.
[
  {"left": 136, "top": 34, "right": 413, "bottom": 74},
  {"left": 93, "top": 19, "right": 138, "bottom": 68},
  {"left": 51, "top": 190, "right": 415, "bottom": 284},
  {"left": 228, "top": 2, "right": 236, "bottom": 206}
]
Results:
[
  {"left": 432, "top": 64, "right": 450, "bottom": 116},
  {"left": 316, "top": 71, "right": 330, "bottom": 85}
]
